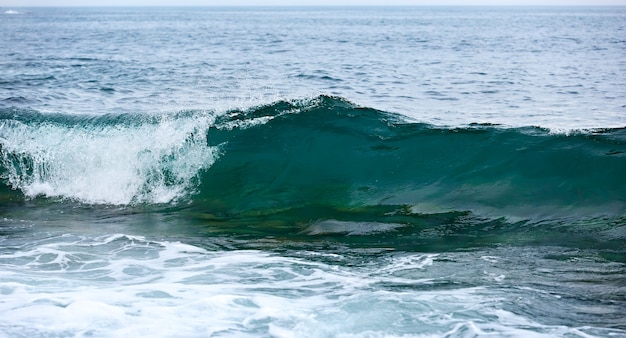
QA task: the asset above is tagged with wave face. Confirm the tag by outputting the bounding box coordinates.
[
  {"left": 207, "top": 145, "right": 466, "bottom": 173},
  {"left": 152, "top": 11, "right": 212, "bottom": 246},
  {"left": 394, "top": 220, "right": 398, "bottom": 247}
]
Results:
[
  {"left": 198, "top": 96, "right": 626, "bottom": 221},
  {"left": 2, "top": 96, "right": 625, "bottom": 223}
]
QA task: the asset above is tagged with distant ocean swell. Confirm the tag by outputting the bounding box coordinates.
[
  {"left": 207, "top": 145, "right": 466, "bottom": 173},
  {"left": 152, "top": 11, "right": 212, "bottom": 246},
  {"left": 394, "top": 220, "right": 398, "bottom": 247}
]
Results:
[{"left": 1, "top": 95, "right": 625, "bottom": 234}]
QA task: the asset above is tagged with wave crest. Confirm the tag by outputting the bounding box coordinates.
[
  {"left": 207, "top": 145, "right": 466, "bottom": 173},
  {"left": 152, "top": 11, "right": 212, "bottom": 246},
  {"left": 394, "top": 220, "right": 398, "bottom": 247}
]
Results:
[
  {"left": 1, "top": 96, "right": 625, "bottom": 223},
  {"left": 0, "top": 109, "right": 218, "bottom": 204}
]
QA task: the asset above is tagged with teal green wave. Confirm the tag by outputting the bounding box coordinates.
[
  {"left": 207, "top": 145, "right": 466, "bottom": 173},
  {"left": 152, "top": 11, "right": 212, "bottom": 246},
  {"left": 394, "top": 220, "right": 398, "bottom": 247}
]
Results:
[
  {"left": 1, "top": 96, "right": 625, "bottom": 248},
  {"left": 197, "top": 96, "right": 626, "bottom": 221}
]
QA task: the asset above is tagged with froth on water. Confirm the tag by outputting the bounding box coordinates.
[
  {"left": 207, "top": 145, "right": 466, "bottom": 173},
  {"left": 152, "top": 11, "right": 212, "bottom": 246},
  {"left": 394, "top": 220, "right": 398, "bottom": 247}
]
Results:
[{"left": 0, "top": 234, "right": 622, "bottom": 337}]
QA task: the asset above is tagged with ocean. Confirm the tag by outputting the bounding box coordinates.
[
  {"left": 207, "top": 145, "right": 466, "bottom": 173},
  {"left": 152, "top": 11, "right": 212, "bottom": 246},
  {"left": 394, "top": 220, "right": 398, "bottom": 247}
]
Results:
[{"left": 1, "top": 6, "right": 625, "bottom": 337}]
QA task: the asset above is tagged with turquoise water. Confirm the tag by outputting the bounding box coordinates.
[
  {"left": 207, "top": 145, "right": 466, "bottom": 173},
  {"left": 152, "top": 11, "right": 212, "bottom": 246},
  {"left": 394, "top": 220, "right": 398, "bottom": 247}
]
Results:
[{"left": 1, "top": 6, "right": 625, "bottom": 338}]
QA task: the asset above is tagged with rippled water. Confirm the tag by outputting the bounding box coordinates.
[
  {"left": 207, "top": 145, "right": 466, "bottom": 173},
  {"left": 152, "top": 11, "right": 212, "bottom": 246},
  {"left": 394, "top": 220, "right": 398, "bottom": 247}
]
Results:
[
  {"left": 1, "top": 6, "right": 625, "bottom": 338},
  {"left": 2, "top": 7, "right": 625, "bottom": 128},
  {"left": 1, "top": 232, "right": 624, "bottom": 337}
]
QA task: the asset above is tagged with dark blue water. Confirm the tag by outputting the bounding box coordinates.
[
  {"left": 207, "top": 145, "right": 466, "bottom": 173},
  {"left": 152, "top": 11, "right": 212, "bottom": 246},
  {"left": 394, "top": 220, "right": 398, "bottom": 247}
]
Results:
[{"left": 1, "top": 6, "right": 625, "bottom": 338}]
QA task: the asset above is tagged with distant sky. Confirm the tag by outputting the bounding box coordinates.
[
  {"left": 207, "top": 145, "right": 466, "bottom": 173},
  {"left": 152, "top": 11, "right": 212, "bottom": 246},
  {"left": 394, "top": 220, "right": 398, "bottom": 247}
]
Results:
[{"left": 2, "top": 0, "right": 625, "bottom": 6}]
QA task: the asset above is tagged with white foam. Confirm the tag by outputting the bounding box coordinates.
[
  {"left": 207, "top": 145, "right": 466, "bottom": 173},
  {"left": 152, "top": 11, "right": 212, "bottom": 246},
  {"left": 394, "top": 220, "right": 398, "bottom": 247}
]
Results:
[
  {"left": 0, "top": 112, "right": 218, "bottom": 205},
  {"left": 216, "top": 115, "right": 276, "bottom": 131},
  {"left": 0, "top": 235, "right": 622, "bottom": 337},
  {"left": 382, "top": 254, "right": 437, "bottom": 272}
]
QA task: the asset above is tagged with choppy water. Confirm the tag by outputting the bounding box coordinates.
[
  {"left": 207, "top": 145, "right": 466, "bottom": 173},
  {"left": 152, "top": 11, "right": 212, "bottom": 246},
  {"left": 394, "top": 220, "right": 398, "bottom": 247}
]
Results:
[{"left": 1, "top": 6, "right": 625, "bottom": 338}]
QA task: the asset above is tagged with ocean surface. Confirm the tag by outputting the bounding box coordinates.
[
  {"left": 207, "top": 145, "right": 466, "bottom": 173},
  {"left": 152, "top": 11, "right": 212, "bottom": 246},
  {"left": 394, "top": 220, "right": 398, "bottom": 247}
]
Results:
[{"left": 1, "top": 6, "right": 625, "bottom": 338}]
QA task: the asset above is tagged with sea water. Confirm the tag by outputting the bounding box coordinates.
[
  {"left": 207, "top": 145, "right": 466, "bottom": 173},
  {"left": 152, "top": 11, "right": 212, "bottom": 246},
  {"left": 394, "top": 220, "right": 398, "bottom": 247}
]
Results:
[{"left": 1, "top": 6, "right": 625, "bottom": 337}]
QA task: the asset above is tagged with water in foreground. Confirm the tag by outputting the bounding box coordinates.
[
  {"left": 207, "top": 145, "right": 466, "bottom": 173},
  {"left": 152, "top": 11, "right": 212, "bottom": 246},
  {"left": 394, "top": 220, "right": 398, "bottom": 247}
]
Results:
[
  {"left": 1, "top": 5, "right": 626, "bottom": 337},
  {"left": 1, "top": 96, "right": 625, "bottom": 337}
]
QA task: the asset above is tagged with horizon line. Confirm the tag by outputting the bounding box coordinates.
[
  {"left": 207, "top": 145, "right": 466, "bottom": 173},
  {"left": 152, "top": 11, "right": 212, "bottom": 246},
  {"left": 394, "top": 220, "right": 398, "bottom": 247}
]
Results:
[{"left": 4, "top": 4, "right": 626, "bottom": 7}]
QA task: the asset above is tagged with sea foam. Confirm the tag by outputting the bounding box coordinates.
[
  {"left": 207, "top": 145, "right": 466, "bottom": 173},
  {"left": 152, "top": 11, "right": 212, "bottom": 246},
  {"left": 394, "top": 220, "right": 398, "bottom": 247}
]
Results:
[{"left": 0, "top": 111, "right": 217, "bottom": 204}]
